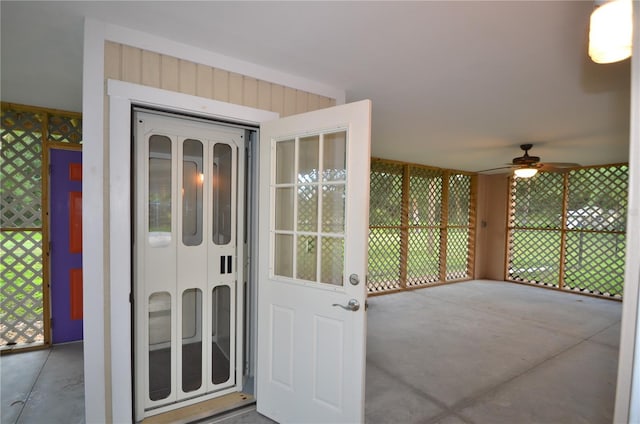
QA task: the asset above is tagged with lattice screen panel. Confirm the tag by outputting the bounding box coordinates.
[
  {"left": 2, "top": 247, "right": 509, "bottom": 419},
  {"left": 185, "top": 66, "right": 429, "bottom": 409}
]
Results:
[
  {"left": 564, "top": 232, "right": 625, "bottom": 297},
  {"left": 448, "top": 174, "right": 472, "bottom": 226},
  {"left": 508, "top": 165, "right": 627, "bottom": 298},
  {"left": 367, "top": 228, "right": 402, "bottom": 292},
  {"left": 0, "top": 231, "right": 44, "bottom": 345},
  {"left": 508, "top": 229, "right": 561, "bottom": 286},
  {"left": 446, "top": 228, "right": 471, "bottom": 280},
  {"left": 48, "top": 114, "right": 82, "bottom": 144},
  {"left": 407, "top": 228, "right": 440, "bottom": 286},
  {"left": 409, "top": 167, "right": 442, "bottom": 226},
  {"left": 509, "top": 173, "right": 563, "bottom": 229},
  {"left": 567, "top": 166, "right": 628, "bottom": 232},
  {"left": 1, "top": 109, "right": 43, "bottom": 228},
  {"left": 369, "top": 161, "right": 403, "bottom": 226}
]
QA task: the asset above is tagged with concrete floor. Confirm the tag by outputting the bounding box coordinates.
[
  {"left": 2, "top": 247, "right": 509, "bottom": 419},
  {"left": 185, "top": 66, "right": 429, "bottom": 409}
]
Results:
[
  {"left": 1, "top": 280, "right": 622, "bottom": 423},
  {"left": 1, "top": 342, "right": 84, "bottom": 424}
]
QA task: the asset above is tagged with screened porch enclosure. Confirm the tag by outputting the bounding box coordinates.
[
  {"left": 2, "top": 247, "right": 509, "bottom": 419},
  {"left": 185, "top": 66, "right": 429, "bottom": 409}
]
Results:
[{"left": 0, "top": 104, "right": 82, "bottom": 349}]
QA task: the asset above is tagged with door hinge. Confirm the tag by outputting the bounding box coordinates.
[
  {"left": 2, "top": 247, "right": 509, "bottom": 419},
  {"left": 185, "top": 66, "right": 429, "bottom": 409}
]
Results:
[
  {"left": 129, "top": 292, "right": 134, "bottom": 304},
  {"left": 49, "top": 164, "right": 52, "bottom": 175},
  {"left": 50, "top": 318, "right": 54, "bottom": 329}
]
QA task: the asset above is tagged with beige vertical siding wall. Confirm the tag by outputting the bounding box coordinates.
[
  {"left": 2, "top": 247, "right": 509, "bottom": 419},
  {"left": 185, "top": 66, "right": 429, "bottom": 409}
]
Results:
[
  {"left": 104, "top": 41, "right": 336, "bottom": 115},
  {"left": 474, "top": 174, "right": 510, "bottom": 280}
]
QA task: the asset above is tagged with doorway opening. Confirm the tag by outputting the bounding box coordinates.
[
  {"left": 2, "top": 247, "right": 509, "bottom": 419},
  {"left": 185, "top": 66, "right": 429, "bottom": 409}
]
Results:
[{"left": 132, "top": 108, "right": 258, "bottom": 420}]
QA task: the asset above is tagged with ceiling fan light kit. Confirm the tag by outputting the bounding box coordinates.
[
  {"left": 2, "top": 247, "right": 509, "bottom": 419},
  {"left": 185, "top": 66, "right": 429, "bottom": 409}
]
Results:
[
  {"left": 514, "top": 167, "right": 539, "bottom": 179},
  {"left": 589, "top": 0, "right": 633, "bottom": 64}
]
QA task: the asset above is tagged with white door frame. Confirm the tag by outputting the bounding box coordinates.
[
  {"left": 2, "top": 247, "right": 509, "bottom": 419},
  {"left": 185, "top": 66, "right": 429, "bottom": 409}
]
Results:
[{"left": 107, "top": 79, "right": 277, "bottom": 421}]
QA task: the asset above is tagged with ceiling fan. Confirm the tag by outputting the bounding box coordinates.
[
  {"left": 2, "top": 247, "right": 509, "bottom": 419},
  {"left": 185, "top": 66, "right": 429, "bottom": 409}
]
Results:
[{"left": 478, "top": 144, "right": 580, "bottom": 178}]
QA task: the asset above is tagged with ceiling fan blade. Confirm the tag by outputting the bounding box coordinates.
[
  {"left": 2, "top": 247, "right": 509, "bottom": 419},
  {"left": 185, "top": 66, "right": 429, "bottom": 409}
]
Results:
[
  {"left": 538, "top": 163, "right": 579, "bottom": 172},
  {"left": 476, "top": 166, "right": 514, "bottom": 173},
  {"left": 542, "top": 162, "right": 581, "bottom": 168}
]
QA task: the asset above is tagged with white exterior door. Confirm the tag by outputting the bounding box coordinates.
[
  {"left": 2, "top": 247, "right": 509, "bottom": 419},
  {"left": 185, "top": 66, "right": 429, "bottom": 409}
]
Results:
[{"left": 257, "top": 100, "right": 371, "bottom": 423}]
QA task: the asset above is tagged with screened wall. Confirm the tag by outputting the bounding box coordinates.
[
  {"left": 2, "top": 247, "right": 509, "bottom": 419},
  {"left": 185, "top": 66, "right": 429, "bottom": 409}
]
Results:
[
  {"left": 507, "top": 165, "right": 627, "bottom": 298},
  {"left": 1, "top": 103, "right": 82, "bottom": 348},
  {"left": 367, "top": 158, "right": 476, "bottom": 294}
]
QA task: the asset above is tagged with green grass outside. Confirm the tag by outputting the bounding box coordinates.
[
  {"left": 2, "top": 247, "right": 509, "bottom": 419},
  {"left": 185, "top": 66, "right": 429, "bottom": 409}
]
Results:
[
  {"left": 368, "top": 227, "right": 472, "bottom": 290},
  {"left": 509, "top": 229, "right": 625, "bottom": 296}
]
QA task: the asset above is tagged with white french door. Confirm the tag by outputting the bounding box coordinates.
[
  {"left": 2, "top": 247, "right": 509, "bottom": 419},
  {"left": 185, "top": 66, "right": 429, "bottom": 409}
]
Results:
[
  {"left": 257, "top": 100, "right": 372, "bottom": 423},
  {"left": 134, "top": 110, "right": 245, "bottom": 420}
]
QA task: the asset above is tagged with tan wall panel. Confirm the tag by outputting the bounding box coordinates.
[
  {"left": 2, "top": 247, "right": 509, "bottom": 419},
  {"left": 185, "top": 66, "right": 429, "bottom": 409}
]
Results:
[
  {"left": 319, "top": 96, "right": 335, "bottom": 109},
  {"left": 213, "top": 68, "right": 229, "bottom": 102},
  {"left": 283, "top": 87, "right": 297, "bottom": 117},
  {"left": 122, "top": 45, "right": 142, "bottom": 84},
  {"left": 243, "top": 77, "right": 258, "bottom": 109},
  {"left": 160, "top": 55, "right": 179, "bottom": 92},
  {"left": 105, "top": 42, "right": 337, "bottom": 116},
  {"left": 307, "top": 93, "right": 320, "bottom": 112},
  {"left": 178, "top": 60, "right": 197, "bottom": 96},
  {"left": 271, "top": 84, "right": 285, "bottom": 116},
  {"left": 196, "top": 64, "right": 213, "bottom": 99},
  {"left": 295, "top": 90, "right": 308, "bottom": 115},
  {"left": 257, "top": 80, "right": 271, "bottom": 111},
  {"left": 104, "top": 42, "right": 122, "bottom": 80},
  {"left": 141, "top": 51, "right": 161, "bottom": 88},
  {"left": 475, "top": 174, "right": 509, "bottom": 280},
  {"left": 229, "top": 72, "right": 244, "bottom": 105}
]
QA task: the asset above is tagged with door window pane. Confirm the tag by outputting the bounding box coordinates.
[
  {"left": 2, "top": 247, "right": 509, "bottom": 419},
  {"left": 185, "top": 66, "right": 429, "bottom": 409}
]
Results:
[
  {"left": 275, "top": 187, "right": 294, "bottom": 231},
  {"left": 148, "top": 292, "right": 171, "bottom": 401},
  {"left": 149, "top": 135, "right": 172, "bottom": 247},
  {"left": 321, "top": 237, "right": 344, "bottom": 285},
  {"left": 298, "top": 186, "right": 318, "bottom": 232},
  {"left": 212, "top": 286, "right": 231, "bottom": 385},
  {"left": 323, "top": 131, "right": 346, "bottom": 181},
  {"left": 182, "top": 288, "right": 202, "bottom": 393},
  {"left": 275, "top": 139, "right": 295, "bottom": 184},
  {"left": 298, "top": 135, "right": 319, "bottom": 183},
  {"left": 274, "top": 234, "right": 293, "bottom": 278},
  {"left": 321, "top": 185, "right": 345, "bottom": 234},
  {"left": 182, "top": 139, "right": 203, "bottom": 246},
  {"left": 213, "top": 143, "right": 232, "bottom": 245},
  {"left": 296, "top": 235, "right": 317, "bottom": 281}
]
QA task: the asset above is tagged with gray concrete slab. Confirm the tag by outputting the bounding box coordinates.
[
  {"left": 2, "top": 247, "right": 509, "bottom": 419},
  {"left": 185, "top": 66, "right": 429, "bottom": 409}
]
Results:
[
  {"left": 589, "top": 321, "right": 622, "bottom": 349},
  {"left": 458, "top": 340, "right": 618, "bottom": 424},
  {"left": 1, "top": 348, "right": 49, "bottom": 424},
  {"left": 422, "top": 280, "right": 621, "bottom": 340},
  {"left": 1, "top": 281, "right": 621, "bottom": 424},
  {"left": 365, "top": 360, "right": 445, "bottom": 423},
  {"left": 17, "top": 342, "right": 84, "bottom": 424},
  {"left": 367, "top": 286, "right": 583, "bottom": 406}
]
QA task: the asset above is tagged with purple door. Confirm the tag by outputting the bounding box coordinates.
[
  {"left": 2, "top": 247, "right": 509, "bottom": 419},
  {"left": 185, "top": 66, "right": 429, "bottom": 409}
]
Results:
[{"left": 50, "top": 148, "right": 83, "bottom": 343}]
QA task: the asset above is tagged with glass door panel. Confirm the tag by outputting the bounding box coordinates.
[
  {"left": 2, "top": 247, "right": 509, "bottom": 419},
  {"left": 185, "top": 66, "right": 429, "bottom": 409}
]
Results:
[
  {"left": 182, "top": 139, "right": 203, "bottom": 246},
  {"left": 181, "top": 288, "right": 202, "bottom": 393},
  {"left": 148, "top": 291, "right": 172, "bottom": 401},
  {"left": 211, "top": 285, "right": 231, "bottom": 385}
]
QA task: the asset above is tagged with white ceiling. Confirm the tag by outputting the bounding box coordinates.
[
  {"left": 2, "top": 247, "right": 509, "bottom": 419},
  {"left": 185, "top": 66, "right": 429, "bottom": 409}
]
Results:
[{"left": 1, "top": 1, "right": 631, "bottom": 172}]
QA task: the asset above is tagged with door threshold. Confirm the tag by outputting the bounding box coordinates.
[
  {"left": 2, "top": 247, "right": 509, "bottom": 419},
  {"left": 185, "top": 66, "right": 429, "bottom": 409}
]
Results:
[{"left": 141, "top": 392, "right": 254, "bottom": 424}]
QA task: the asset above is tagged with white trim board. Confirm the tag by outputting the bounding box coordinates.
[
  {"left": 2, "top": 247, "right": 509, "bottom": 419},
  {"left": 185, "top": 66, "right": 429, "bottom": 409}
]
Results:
[
  {"left": 107, "top": 79, "right": 277, "bottom": 422},
  {"left": 81, "top": 18, "right": 107, "bottom": 424},
  {"left": 103, "top": 22, "right": 346, "bottom": 104}
]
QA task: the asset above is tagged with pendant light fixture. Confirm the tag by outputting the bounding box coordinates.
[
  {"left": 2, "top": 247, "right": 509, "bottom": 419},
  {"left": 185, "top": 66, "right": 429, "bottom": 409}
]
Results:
[{"left": 589, "top": 0, "right": 633, "bottom": 64}]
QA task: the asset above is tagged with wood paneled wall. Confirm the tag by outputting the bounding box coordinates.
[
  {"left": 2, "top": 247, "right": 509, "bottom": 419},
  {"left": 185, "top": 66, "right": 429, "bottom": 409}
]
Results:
[{"left": 104, "top": 41, "right": 336, "bottom": 116}]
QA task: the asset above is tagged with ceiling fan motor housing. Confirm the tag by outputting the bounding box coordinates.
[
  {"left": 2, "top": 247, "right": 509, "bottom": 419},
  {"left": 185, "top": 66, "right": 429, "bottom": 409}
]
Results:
[{"left": 513, "top": 144, "right": 540, "bottom": 166}]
